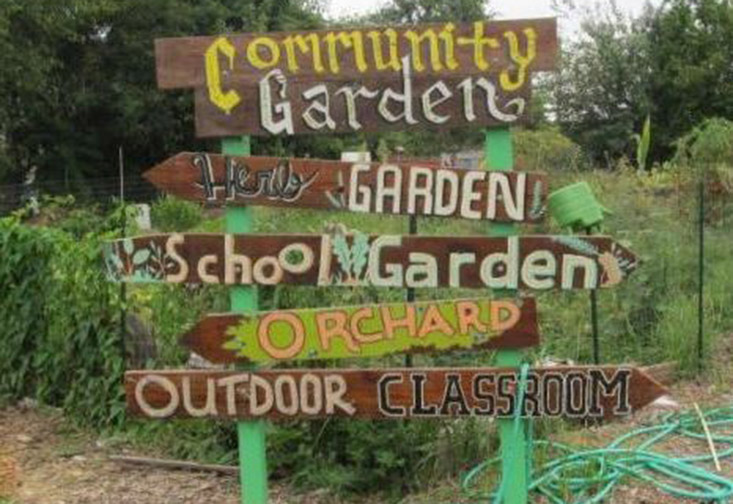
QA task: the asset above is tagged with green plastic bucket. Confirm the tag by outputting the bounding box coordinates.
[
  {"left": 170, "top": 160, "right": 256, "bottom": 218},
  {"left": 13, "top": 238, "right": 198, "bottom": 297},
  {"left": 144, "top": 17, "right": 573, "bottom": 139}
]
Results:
[{"left": 548, "top": 182, "right": 611, "bottom": 232}]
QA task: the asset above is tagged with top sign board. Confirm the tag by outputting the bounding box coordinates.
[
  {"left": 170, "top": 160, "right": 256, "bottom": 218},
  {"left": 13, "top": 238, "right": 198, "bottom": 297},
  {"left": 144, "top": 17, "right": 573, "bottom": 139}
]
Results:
[{"left": 154, "top": 19, "right": 558, "bottom": 137}]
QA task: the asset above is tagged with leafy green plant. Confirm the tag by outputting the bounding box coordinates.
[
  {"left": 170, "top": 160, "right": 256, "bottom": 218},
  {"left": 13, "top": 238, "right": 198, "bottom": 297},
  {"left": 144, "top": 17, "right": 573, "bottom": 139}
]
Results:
[
  {"left": 0, "top": 216, "right": 125, "bottom": 428},
  {"left": 514, "top": 127, "right": 588, "bottom": 172},
  {"left": 150, "top": 195, "right": 202, "bottom": 232},
  {"left": 633, "top": 115, "right": 652, "bottom": 171}
]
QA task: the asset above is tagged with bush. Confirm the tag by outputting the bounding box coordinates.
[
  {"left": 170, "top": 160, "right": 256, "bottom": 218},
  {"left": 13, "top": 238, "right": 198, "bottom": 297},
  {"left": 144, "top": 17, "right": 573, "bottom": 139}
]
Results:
[
  {"left": 0, "top": 217, "right": 125, "bottom": 427},
  {"left": 514, "top": 127, "right": 589, "bottom": 172},
  {"left": 150, "top": 195, "right": 202, "bottom": 232}
]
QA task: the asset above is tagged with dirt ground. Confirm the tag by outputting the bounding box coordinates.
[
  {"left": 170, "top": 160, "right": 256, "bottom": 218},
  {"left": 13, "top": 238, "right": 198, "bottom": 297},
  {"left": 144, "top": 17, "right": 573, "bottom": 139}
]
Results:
[
  {"left": 0, "top": 404, "right": 351, "bottom": 504},
  {"left": 1, "top": 374, "right": 732, "bottom": 504}
]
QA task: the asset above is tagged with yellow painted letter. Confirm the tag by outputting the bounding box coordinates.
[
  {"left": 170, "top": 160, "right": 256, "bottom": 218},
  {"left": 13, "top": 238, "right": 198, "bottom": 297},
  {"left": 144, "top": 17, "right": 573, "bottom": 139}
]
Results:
[
  {"left": 246, "top": 36, "right": 281, "bottom": 70},
  {"left": 404, "top": 29, "right": 443, "bottom": 72},
  {"left": 282, "top": 33, "right": 324, "bottom": 74},
  {"left": 325, "top": 31, "right": 368, "bottom": 74},
  {"left": 205, "top": 37, "right": 241, "bottom": 114},
  {"left": 367, "top": 29, "right": 402, "bottom": 71},
  {"left": 500, "top": 28, "right": 537, "bottom": 91}
]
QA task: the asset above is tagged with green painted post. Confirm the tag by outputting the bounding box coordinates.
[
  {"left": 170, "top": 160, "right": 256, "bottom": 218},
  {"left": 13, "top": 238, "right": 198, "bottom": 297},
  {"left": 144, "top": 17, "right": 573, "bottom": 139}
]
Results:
[
  {"left": 222, "top": 136, "right": 269, "bottom": 504},
  {"left": 485, "top": 128, "right": 528, "bottom": 504}
]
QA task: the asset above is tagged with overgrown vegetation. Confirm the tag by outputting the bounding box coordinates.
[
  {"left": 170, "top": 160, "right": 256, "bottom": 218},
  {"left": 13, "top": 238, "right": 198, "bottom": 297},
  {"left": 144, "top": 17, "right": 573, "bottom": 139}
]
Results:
[
  {"left": 0, "top": 210, "right": 125, "bottom": 427},
  {"left": 150, "top": 195, "right": 202, "bottom": 232}
]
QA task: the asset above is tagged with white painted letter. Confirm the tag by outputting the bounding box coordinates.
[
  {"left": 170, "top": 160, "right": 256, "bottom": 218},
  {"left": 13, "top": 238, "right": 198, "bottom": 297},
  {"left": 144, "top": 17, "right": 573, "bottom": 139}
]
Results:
[
  {"left": 165, "top": 234, "right": 189, "bottom": 283},
  {"left": 368, "top": 236, "right": 403, "bottom": 287},
  {"left": 407, "top": 167, "right": 434, "bottom": 215},
  {"left": 259, "top": 69, "right": 294, "bottom": 135},
  {"left": 135, "top": 375, "right": 180, "bottom": 419},
  {"left": 348, "top": 164, "right": 372, "bottom": 213}
]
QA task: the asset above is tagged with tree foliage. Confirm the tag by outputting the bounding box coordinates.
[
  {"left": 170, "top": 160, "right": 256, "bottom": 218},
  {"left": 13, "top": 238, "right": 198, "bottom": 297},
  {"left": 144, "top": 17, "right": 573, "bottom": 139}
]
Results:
[
  {"left": 550, "top": 0, "right": 733, "bottom": 165},
  {"left": 370, "top": 0, "right": 490, "bottom": 24},
  {"left": 0, "top": 0, "right": 323, "bottom": 188},
  {"left": 548, "top": 3, "right": 653, "bottom": 165},
  {"left": 649, "top": 0, "right": 733, "bottom": 160}
]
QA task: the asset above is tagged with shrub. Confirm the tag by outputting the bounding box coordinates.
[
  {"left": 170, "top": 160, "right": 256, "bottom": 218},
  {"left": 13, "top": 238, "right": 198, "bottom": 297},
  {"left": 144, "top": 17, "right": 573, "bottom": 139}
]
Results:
[
  {"left": 0, "top": 217, "right": 125, "bottom": 427},
  {"left": 514, "top": 127, "right": 589, "bottom": 172},
  {"left": 150, "top": 195, "right": 202, "bottom": 232}
]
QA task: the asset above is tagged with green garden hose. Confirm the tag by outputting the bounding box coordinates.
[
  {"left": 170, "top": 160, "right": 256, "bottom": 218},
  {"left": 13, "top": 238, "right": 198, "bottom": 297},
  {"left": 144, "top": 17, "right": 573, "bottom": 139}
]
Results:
[{"left": 461, "top": 406, "right": 733, "bottom": 503}]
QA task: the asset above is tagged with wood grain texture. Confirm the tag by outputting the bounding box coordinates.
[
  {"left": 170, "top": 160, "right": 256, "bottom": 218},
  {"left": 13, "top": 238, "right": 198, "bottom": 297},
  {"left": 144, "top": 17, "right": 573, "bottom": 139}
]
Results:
[
  {"left": 155, "top": 19, "right": 558, "bottom": 89},
  {"left": 143, "top": 152, "right": 547, "bottom": 223},
  {"left": 125, "top": 366, "right": 667, "bottom": 421},
  {"left": 181, "top": 297, "right": 540, "bottom": 364},
  {"left": 103, "top": 233, "right": 639, "bottom": 290}
]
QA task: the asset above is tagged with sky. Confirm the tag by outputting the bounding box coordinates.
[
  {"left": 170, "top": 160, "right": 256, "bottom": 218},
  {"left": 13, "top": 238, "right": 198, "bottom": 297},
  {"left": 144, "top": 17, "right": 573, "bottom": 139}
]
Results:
[{"left": 325, "top": 0, "right": 660, "bottom": 37}]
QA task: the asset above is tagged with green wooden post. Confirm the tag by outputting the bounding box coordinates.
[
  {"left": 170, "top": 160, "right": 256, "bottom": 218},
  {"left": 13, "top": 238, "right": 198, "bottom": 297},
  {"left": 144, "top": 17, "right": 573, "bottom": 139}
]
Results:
[
  {"left": 485, "top": 128, "right": 528, "bottom": 504},
  {"left": 222, "top": 136, "right": 269, "bottom": 504}
]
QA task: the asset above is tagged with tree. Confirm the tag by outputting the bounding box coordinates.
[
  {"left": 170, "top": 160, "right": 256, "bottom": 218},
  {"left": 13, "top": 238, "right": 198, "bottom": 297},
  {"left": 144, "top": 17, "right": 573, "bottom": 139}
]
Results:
[
  {"left": 648, "top": 0, "right": 733, "bottom": 160},
  {"left": 548, "top": 0, "right": 733, "bottom": 165},
  {"left": 371, "top": 0, "right": 490, "bottom": 24},
  {"left": 547, "top": 2, "right": 654, "bottom": 165},
  {"left": 0, "top": 0, "right": 324, "bottom": 192}
]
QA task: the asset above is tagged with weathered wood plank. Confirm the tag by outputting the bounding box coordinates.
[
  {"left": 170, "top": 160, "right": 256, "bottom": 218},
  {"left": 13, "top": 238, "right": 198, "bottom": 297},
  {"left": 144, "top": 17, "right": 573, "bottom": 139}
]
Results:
[
  {"left": 155, "top": 19, "right": 559, "bottom": 89},
  {"left": 181, "top": 297, "right": 540, "bottom": 364},
  {"left": 125, "top": 366, "right": 668, "bottom": 421},
  {"left": 103, "top": 233, "right": 639, "bottom": 290},
  {"left": 143, "top": 153, "right": 547, "bottom": 223}
]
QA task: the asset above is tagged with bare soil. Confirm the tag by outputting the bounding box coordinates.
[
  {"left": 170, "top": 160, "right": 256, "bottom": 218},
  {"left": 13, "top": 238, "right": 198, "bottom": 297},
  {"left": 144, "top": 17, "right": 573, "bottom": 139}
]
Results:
[{"left": 0, "top": 405, "right": 346, "bottom": 504}]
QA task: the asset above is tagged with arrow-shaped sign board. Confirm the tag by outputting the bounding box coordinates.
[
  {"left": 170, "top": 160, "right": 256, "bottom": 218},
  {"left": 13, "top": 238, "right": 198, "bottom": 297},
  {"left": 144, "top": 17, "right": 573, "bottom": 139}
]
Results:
[
  {"left": 182, "top": 297, "right": 539, "bottom": 364},
  {"left": 125, "top": 366, "right": 667, "bottom": 421},
  {"left": 154, "top": 19, "right": 558, "bottom": 137},
  {"left": 144, "top": 153, "right": 547, "bottom": 223},
  {"left": 104, "top": 233, "right": 638, "bottom": 290}
]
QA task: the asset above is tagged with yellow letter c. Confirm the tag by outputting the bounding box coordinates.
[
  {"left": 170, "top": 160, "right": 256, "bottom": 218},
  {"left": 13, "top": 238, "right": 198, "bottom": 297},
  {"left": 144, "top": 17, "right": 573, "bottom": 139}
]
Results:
[{"left": 205, "top": 37, "right": 241, "bottom": 115}]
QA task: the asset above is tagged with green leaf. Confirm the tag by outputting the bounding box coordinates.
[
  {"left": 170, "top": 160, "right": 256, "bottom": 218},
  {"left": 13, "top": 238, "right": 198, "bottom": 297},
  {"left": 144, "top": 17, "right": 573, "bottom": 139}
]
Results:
[
  {"left": 637, "top": 115, "right": 651, "bottom": 171},
  {"left": 351, "top": 231, "right": 370, "bottom": 279},
  {"left": 122, "top": 238, "right": 134, "bottom": 255},
  {"left": 332, "top": 234, "right": 352, "bottom": 275},
  {"left": 132, "top": 249, "right": 151, "bottom": 265}
]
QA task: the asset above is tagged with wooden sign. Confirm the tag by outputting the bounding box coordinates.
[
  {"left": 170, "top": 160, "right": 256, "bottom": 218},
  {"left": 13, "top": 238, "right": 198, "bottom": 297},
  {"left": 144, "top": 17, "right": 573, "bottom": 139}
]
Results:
[
  {"left": 125, "top": 366, "right": 667, "bottom": 421},
  {"left": 104, "top": 233, "right": 638, "bottom": 290},
  {"left": 192, "top": 75, "right": 532, "bottom": 137},
  {"left": 181, "top": 297, "right": 539, "bottom": 364},
  {"left": 154, "top": 19, "right": 558, "bottom": 136},
  {"left": 144, "top": 152, "right": 547, "bottom": 223}
]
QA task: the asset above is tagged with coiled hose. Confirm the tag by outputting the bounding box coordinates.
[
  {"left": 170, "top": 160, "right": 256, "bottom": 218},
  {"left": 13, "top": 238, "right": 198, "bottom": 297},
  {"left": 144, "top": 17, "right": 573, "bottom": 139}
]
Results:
[{"left": 462, "top": 400, "right": 733, "bottom": 503}]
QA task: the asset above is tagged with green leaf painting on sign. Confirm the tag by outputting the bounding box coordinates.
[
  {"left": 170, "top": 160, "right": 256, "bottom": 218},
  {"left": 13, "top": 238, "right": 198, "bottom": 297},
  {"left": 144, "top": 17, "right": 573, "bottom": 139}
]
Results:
[
  {"left": 330, "top": 230, "right": 371, "bottom": 285},
  {"left": 133, "top": 249, "right": 151, "bottom": 265},
  {"left": 103, "top": 239, "right": 172, "bottom": 283}
]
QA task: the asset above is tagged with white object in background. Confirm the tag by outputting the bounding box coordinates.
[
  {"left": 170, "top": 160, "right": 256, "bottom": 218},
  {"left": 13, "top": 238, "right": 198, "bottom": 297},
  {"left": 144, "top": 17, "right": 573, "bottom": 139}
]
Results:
[
  {"left": 134, "top": 204, "right": 151, "bottom": 230},
  {"left": 341, "top": 151, "right": 371, "bottom": 163}
]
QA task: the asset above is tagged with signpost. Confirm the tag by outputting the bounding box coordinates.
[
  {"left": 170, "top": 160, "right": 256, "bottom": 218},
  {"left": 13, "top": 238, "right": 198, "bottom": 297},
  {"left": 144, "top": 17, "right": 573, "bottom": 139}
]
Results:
[
  {"left": 181, "top": 297, "right": 540, "bottom": 364},
  {"left": 105, "top": 15, "right": 671, "bottom": 504},
  {"left": 125, "top": 366, "right": 667, "bottom": 421},
  {"left": 143, "top": 152, "right": 548, "bottom": 223},
  {"left": 487, "top": 127, "right": 528, "bottom": 504},
  {"left": 222, "top": 136, "right": 268, "bottom": 504},
  {"left": 154, "top": 19, "right": 558, "bottom": 137},
  {"left": 104, "top": 233, "right": 639, "bottom": 290}
]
